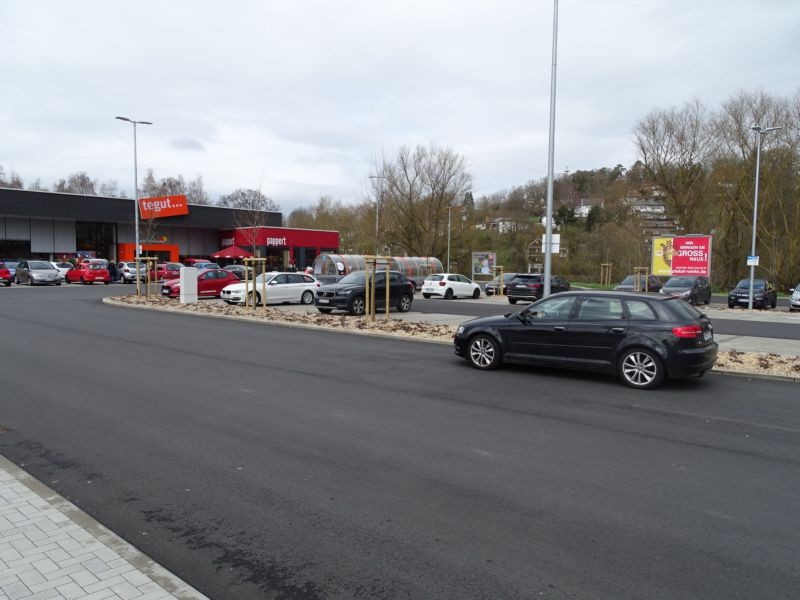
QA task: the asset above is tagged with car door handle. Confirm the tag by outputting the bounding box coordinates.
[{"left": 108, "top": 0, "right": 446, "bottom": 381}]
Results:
[
  {"left": 609, "top": 327, "right": 625, "bottom": 333},
  {"left": 552, "top": 326, "right": 565, "bottom": 332}
]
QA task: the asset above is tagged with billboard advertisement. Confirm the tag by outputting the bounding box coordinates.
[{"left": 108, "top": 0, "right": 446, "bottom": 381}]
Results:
[
  {"left": 138, "top": 194, "right": 189, "bottom": 220},
  {"left": 472, "top": 252, "right": 496, "bottom": 277},
  {"left": 651, "top": 235, "right": 712, "bottom": 277}
]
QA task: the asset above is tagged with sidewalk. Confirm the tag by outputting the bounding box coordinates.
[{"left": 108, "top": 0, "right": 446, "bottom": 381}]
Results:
[{"left": 0, "top": 455, "right": 207, "bottom": 600}]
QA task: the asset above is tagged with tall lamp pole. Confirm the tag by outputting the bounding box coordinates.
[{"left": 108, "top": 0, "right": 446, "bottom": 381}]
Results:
[
  {"left": 543, "top": 0, "right": 559, "bottom": 297},
  {"left": 447, "top": 205, "right": 452, "bottom": 272},
  {"left": 747, "top": 124, "right": 781, "bottom": 310},
  {"left": 115, "top": 116, "right": 152, "bottom": 296}
]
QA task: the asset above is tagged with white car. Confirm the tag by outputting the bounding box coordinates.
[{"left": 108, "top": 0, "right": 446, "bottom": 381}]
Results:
[
  {"left": 51, "top": 261, "right": 72, "bottom": 278},
  {"left": 421, "top": 273, "right": 481, "bottom": 299},
  {"left": 220, "top": 271, "right": 320, "bottom": 305},
  {"left": 789, "top": 284, "right": 800, "bottom": 312}
]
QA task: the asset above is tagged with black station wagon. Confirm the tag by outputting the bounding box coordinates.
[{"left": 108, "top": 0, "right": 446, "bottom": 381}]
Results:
[{"left": 453, "top": 291, "right": 718, "bottom": 389}]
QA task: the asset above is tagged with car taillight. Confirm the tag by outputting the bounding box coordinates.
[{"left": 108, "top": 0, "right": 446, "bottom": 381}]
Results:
[
  {"left": 672, "top": 325, "right": 702, "bottom": 338},
  {"left": 527, "top": 282, "right": 542, "bottom": 289},
  {"left": 439, "top": 281, "right": 446, "bottom": 286}
]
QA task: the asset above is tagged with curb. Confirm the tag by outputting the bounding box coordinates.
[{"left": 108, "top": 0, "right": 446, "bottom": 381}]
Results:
[{"left": 103, "top": 297, "right": 800, "bottom": 383}]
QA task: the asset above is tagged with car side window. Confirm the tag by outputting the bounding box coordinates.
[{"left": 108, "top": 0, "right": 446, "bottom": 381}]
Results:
[
  {"left": 528, "top": 296, "right": 576, "bottom": 320},
  {"left": 576, "top": 297, "right": 625, "bottom": 321},
  {"left": 274, "top": 275, "right": 288, "bottom": 284},
  {"left": 625, "top": 299, "right": 657, "bottom": 320}
]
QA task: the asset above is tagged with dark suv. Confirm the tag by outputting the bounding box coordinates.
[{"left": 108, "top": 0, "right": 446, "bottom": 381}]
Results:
[
  {"left": 315, "top": 270, "right": 415, "bottom": 315},
  {"left": 659, "top": 276, "right": 712, "bottom": 305},
  {"left": 506, "top": 273, "right": 571, "bottom": 304},
  {"left": 727, "top": 278, "right": 777, "bottom": 309}
]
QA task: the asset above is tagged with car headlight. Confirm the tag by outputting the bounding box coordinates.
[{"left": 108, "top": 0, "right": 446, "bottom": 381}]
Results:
[
  {"left": 456, "top": 325, "right": 465, "bottom": 335},
  {"left": 680, "top": 290, "right": 691, "bottom": 297},
  {"left": 754, "top": 294, "right": 764, "bottom": 299},
  {"left": 340, "top": 289, "right": 352, "bottom": 296}
]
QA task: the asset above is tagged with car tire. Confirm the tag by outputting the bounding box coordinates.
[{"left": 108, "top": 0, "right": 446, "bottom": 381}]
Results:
[
  {"left": 56, "top": 282, "right": 61, "bottom": 286},
  {"left": 423, "top": 293, "right": 431, "bottom": 299},
  {"left": 444, "top": 288, "right": 454, "bottom": 300},
  {"left": 397, "top": 293, "right": 412, "bottom": 313},
  {"left": 618, "top": 348, "right": 664, "bottom": 390},
  {"left": 472, "top": 288, "right": 480, "bottom": 299},
  {"left": 771, "top": 298, "right": 777, "bottom": 309},
  {"left": 80, "top": 277, "right": 87, "bottom": 285},
  {"left": 4, "top": 281, "right": 9, "bottom": 287},
  {"left": 467, "top": 334, "right": 502, "bottom": 370},
  {"left": 728, "top": 302, "right": 734, "bottom": 308},
  {"left": 349, "top": 296, "right": 366, "bottom": 316},
  {"left": 508, "top": 297, "right": 517, "bottom": 304},
  {"left": 317, "top": 308, "right": 333, "bottom": 314},
  {"left": 301, "top": 290, "right": 314, "bottom": 305},
  {"left": 251, "top": 291, "right": 261, "bottom": 306}
]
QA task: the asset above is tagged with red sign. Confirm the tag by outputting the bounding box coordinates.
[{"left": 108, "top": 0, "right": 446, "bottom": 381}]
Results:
[
  {"left": 670, "top": 236, "right": 712, "bottom": 276},
  {"left": 138, "top": 195, "right": 189, "bottom": 220}
]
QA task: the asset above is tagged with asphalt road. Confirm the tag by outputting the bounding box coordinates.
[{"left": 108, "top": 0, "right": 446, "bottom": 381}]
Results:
[{"left": 2, "top": 284, "right": 800, "bottom": 599}]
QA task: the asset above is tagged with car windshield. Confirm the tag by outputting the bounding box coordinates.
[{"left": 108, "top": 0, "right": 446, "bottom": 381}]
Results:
[
  {"left": 735, "top": 279, "right": 764, "bottom": 290},
  {"left": 620, "top": 276, "right": 636, "bottom": 285},
  {"left": 87, "top": 264, "right": 104, "bottom": 270},
  {"left": 337, "top": 272, "right": 366, "bottom": 285},
  {"left": 55, "top": 262, "right": 71, "bottom": 268},
  {"left": 166, "top": 263, "right": 182, "bottom": 270},
  {"left": 29, "top": 261, "right": 55, "bottom": 270},
  {"left": 513, "top": 274, "right": 542, "bottom": 282},
  {"left": 665, "top": 277, "right": 695, "bottom": 287}
]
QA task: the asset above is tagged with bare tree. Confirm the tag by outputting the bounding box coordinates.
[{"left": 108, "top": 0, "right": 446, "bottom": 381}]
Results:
[
  {"left": 633, "top": 99, "right": 716, "bottom": 233},
  {"left": 186, "top": 175, "right": 210, "bottom": 205},
  {"left": 372, "top": 144, "right": 472, "bottom": 257},
  {"left": 217, "top": 188, "right": 280, "bottom": 255},
  {"left": 53, "top": 172, "right": 96, "bottom": 195},
  {"left": 0, "top": 166, "right": 24, "bottom": 189}
]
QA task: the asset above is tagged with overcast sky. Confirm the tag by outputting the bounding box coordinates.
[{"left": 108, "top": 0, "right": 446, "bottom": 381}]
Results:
[{"left": 1, "top": 1, "right": 798, "bottom": 213}]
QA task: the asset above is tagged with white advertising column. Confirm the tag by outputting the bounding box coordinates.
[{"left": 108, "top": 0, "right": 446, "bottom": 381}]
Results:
[{"left": 180, "top": 267, "right": 198, "bottom": 303}]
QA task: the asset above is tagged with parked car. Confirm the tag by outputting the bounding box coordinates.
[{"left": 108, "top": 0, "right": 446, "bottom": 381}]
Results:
[
  {"left": 484, "top": 273, "right": 519, "bottom": 296},
  {"left": 727, "top": 278, "right": 777, "bottom": 309},
  {"left": 117, "top": 262, "right": 148, "bottom": 283},
  {"left": 315, "top": 270, "right": 414, "bottom": 315},
  {"left": 222, "top": 264, "right": 254, "bottom": 280},
  {"left": 614, "top": 274, "right": 663, "bottom": 293},
  {"left": 221, "top": 272, "right": 320, "bottom": 305},
  {"left": 659, "top": 276, "right": 712, "bottom": 305},
  {"left": 421, "top": 273, "right": 481, "bottom": 299},
  {"left": 50, "top": 261, "right": 73, "bottom": 279},
  {"left": 506, "top": 273, "right": 571, "bottom": 304},
  {"left": 453, "top": 291, "right": 718, "bottom": 389},
  {"left": 161, "top": 269, "right": 239, "bottom": 298},
  {"left": 0, "top": 263, "right": 12, "bottom": 286},
  {"left": 65, "top": 262, "right": 111, "bottom": 285},
  {"left": 14, "top": 260, "right": 63, "bottom": 285},
  {"left": 193, "top": 261, "right": 221, "bottom": 271},
  {"left": 2, "top": 260, "right": 18, "bottom": 280},
  {"left": 150, "top": 262, "right": 183, "bottom": 281},
  {"left": 790, "top": 284, "right": 800, "bottom": 312}
]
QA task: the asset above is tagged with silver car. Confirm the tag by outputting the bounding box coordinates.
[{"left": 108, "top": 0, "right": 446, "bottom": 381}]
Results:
[
  {"left": 117, "top": 262, "right": 148, "bottom": 283},
  {"left": 15, "top": 260, "right": 63, "bottom": 285},
  {"left": 789, "top": 284, "right": 800, "bottom": 312}
]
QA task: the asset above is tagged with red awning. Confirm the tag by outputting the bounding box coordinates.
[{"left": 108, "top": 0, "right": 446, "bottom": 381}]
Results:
[{"left": 210, "top": 245, "right": 254, "bottom": 259}]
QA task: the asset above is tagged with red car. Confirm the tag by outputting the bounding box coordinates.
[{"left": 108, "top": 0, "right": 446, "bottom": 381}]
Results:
[
  {"left": 160, "top": 269, "right": 238, "bottom": 298},
  {"left": 65, "top": 263, "right": 111, "bottom": 285},
  {"left": 150, "top": 262, "right": 183, "bottom": 281},
  {"left": 0, "top": 263, "right": 11, "bottom": 287}
]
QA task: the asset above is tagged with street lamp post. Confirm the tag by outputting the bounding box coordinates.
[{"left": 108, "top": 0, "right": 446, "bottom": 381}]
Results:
[
  {"left": 447, "top": 205, "right": 452, "bottom": 272},
  {"left": 747, "top": 124, "right": 781, "bottom": 310},
  {"left": 543, "top": 0, "right": 559, "bottom": 297},
  {"left": 115, "top": 116, "right": 152, "bottom": 296}
]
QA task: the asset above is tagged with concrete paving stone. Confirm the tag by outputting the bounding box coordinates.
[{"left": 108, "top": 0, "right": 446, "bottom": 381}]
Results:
[
  {"left": 56, "top": 538, "right": 84, "bottom": 553},
  {"left": 84, "top": 574, "right": 126, "bottom": 594},
  {"left": 28, "top": 574, "right": 72, "bottom": 594},
  {"left": 26, "top": 588, "right": 63, "bottom": 600},
  {"left": 44, "top": 547, "right": 71, "bottom": 563},
  {"left": 68, "top": 528, "right": 94, "bottom": 542},
  {"left": 57, "top": 580, "right": 87, "bottom": 599},
  {"left": 121, "top": 569, "right": 152, "bottom": 587},
  {"left": 22, "top": 541, "right": 59, "bottom": 557},
  {"left": 82, "top": 556, "right": 113, "bottom": 574},
  {"left": 97, "top": 565, "right": 137, "bottom": 581},
  {"left": 0, "top": 546, "right": 23, "bottom": 562},
  {"left": 2, "top": 580, "right": 32, "bottom": 599},
  {"left": 94, "top": 547, "right": 122, "bottom": 563},
  {"left": 70, "top": 569, "right": 101, "bottom": 587},
  {"left": 82, "top": 590, "right": 116, "bottom": 600},
  {"left": 31, "top": 557, "right": 59, "bottom": 574},
  {"left": 10, "top": 537, "right": 35, "bottom": 553},
  {"left": 112, "top": 580, "right": 144, "bottom": 599},
  {"left": 17, "top": 567, "right": 46, "bottom": 587},
  {"left": 0, "top": 572, "right": 21, "bottom": 587}
]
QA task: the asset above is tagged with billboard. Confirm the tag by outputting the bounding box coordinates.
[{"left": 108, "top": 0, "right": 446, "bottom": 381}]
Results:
[
  {"left": 472, "top": 252, "right": 496, "bottom": 277},
  {"left": 138, "top": 194, "right": 189, "bottom": 220},
  {"left": 651, "top": 235, "right": 712, "bottom": 277}
]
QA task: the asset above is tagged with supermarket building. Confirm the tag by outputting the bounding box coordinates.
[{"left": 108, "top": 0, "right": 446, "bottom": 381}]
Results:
[{"left": 0, "top": 188, "right": 339, "bottom": 270}]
